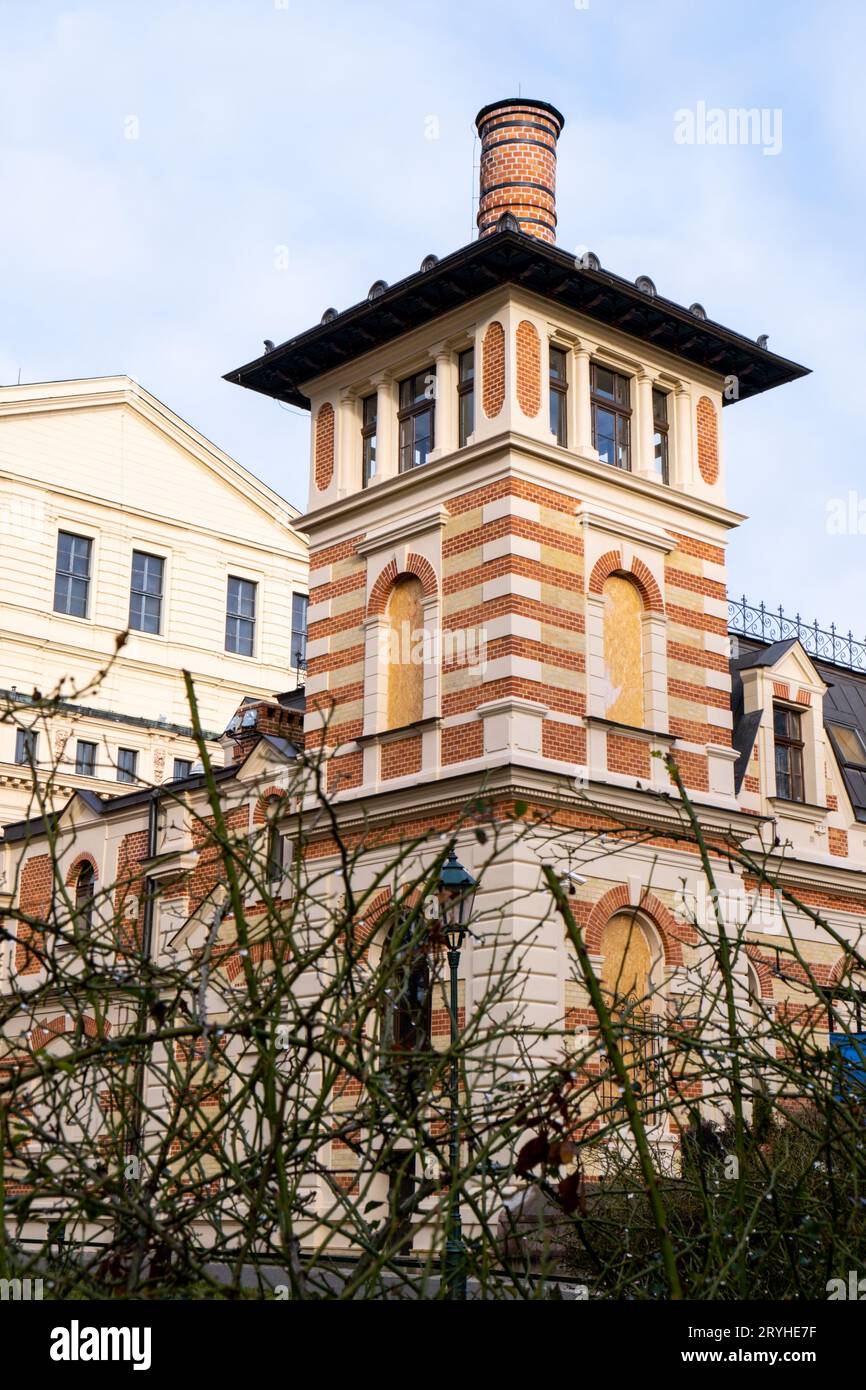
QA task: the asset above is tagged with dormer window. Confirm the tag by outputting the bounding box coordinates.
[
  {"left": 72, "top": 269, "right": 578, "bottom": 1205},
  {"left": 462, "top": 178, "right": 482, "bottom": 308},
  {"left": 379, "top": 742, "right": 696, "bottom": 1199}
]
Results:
[
  {"left": 591, "top": 364, "right": 631, "bottom": 471},
  {"left": 774, "top": 706, "right": 805, "bottom": 802},
  {"left": 457, "top": 348, "right": 475, "bottom": 447},
  {"left": 361, "top": 393, "right": 377, "bottom": 486},
  {"left": 398, "top": 368, "right": 435, "bottom": 472},
  {"left": 828, "top": 723, "right": 866, "bottom": 768},
  {"left": 549, "top": 346, "right": 568, "bottom": 446},
  {"left": 652, "top": 389, "right": 669, "bottom": 482}
]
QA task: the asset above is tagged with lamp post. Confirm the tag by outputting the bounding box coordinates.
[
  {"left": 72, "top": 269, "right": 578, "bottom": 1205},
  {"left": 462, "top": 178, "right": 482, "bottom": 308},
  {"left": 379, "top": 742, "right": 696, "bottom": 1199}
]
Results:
[{"left": 436, "top": 846, "right": 477, "bottom": 1301}]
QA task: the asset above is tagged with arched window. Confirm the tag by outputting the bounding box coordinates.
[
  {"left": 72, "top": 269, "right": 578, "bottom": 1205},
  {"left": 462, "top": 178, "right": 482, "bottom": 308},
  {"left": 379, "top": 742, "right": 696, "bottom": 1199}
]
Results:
[
  {"left": 386, "top": 576, "right": 425, "bottom": 730},
  {"left": 600, "top": 912, "right": 661, "bottom": 1113},
  {"left": 381, "top": 913, "right": 432, "bottom": 1065},
  {"left": 602, "top": 574, "right": 644, "bottom": 727},
  {"left": 74, "top": 862, "right": 95, "bottom": 931},
  {"left": 265, "top": 796, "right": 283, "bottom": 883}
]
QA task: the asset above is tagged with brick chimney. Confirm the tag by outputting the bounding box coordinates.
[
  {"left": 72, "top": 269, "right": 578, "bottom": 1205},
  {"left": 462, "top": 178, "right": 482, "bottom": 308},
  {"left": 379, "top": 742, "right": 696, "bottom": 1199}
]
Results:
[{"left": 475, "top": 98, "right": 565, "bottom": 244}]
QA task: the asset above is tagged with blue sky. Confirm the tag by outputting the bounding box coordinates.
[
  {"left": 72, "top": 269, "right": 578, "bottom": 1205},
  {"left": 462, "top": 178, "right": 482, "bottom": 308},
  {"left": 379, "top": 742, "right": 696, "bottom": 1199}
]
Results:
[{"left": 2, "top": 0, "right": 864, "bottom": 635}]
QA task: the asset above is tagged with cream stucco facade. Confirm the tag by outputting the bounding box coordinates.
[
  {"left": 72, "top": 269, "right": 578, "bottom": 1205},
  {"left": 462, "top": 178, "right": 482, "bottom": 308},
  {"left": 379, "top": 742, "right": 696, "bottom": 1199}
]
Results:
[{"left": 0, "top": 376, "right": 308, "bottom": 825}]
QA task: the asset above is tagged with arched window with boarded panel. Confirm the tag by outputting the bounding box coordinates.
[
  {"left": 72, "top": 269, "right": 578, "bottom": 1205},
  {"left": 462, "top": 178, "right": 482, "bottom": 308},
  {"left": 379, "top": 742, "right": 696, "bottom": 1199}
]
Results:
[
  {"left": 600, "top": 911, "right": 663, "bottom": 1114},
  {"left": 386, "top": 575, "right": 425, "bottom": 730},
  {"left": 602, "top": 574, "right": 645, "bottom": 727}
]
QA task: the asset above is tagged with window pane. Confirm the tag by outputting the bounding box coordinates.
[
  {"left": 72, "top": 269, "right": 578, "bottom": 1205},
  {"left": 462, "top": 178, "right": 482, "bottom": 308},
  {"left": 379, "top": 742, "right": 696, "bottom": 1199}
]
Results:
[
  {"left": 459, "top": 348, "right": 474, "bottom": 384},
  {"left": 653, "top": 430, "right": 668, "bottom": 479},
  {"left": 459, "top": 391, "right": 474, "bottom": 446},
  {"left": 615, "top": 372, "right": 631, "bottom": 407},
  {"left": 226, "top": 578, "right": 256, "bottom": 654},
  {"left": 830, "top": 724, "right": 866, "bottom": 765},
  {"left": 173, "top": 758, "right": 192, "bottom": 780},
  {"left": 594, "top": 406, "right": 616, "bottom": 465},
  {"left": 363, "top": 394, "right": 377, "bottom": 428},
  {"left": 550, "top": 347, "right": 567, "bottom": 383},
  {"left": 616, "top": 413, "right": 630, "bottom": 469},
  {"left": 593, "top": 365, "right": 615, "bottom": 400},
  {"left": 652, "top": 389, "right": 668, "bottom": 425}
]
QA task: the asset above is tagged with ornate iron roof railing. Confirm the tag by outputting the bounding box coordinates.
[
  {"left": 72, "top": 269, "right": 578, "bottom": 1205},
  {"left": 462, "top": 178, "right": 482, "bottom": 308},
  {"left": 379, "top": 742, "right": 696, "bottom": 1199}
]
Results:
[{"left": 728, "top": 596, "right": 866, "bottom": 673}]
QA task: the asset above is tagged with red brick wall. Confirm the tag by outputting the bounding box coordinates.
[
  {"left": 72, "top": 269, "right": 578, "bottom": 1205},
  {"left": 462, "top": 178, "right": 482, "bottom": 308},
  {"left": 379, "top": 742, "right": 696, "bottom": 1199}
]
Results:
[
  {"left": 516, "top": 320, "right": 541, "bottom": 416},
  {"left": 314, "top": 401, "right": 335, "bottom": 491},
  {"left": 482, "top": 320, "right": 505, "bottom": 418},
  {"left": 15, "top": 853, "right": 52, "bottom": 974},
  {"left": 696, "top": 396, "right": 719, "bottom": 485},
  {"left": 381, "top": 734, "right": 423, "bottom": 781},
  {"left": 442, "top": 722, "right": 483, "bottom": 765},
  {"left": 476, "top": 99, "right": 563, "bottom": 243},
  {"left": 607, "top": 733, "right": 651, "bottom": 779}
]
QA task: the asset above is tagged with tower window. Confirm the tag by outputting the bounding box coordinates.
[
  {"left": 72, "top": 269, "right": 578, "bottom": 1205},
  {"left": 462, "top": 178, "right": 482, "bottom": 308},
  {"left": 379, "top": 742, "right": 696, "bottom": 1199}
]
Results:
[
  {"left": 361, "top": 393, "right": 377, "bottom": 486},
  {"left": 591, "top": 364, "right": 631, "bottom": 470},
  {"left": 550, "top": 346, "right": 568, "bottom": 446},
  {"left": 457, "top": 348, "right": 475, "bottom": 447},
  {"left": 226, "top": 576, "right": 257, "bottom": 656},
  {"left": 398, "top": 368, "right": 435, "bottom": 472},
  {"left": 774, "top": 706, "right": 805, "bottom": 802},
  {"left": 54, "top": 531, "right": 92, "bottom": 618},
  {"left": 652, "top": 389, "right": 669, "bottom": 482}
]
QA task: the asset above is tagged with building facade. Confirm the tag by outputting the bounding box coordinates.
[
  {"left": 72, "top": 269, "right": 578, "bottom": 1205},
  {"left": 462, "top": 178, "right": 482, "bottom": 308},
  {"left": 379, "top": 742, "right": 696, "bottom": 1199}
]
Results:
[
  {"left": 3, "top": 99, "right": 866, "bottom": 1254},
  {"left": 0, "top": 376, "right": 309, "bottom": 825}
]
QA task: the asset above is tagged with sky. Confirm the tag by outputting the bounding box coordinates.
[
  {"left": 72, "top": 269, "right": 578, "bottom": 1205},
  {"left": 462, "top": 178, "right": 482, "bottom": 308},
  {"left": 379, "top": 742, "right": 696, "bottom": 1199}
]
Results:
[{"left": 1, "top": 0, "right": 864, "bottom": 636}]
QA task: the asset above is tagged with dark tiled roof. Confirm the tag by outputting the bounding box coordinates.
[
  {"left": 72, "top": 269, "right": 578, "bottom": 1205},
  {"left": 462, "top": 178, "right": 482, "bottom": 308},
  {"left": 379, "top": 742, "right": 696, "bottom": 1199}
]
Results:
[{"left": 225, "top": 229, "right": 809, "bottom": 409}]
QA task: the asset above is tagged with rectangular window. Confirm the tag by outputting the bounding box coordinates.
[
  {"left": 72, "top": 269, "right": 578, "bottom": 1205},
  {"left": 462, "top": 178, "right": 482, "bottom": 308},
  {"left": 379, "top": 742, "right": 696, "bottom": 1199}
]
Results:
[
  {"left": 361, "top": 393, "right": 377, "bottom": 487},
  {"left": 652, "top": 389, "right": 669, "bottom": 482},
  {"left": 774, "top": 706, "right": 805, "bottom": 802},
  {"left": 225, "top": 576, "right": 257, "bottom": 656},
  {"left": 591, "top": 364, "right": 632, "bottom": 471},
  {"left": 458, "top": 348, "right": 475, "bottom": 447},
  {"left": 54, "top": 531, "right": 92, "bottom": 618},
  {"left": 828, "top": 723, "right": 866, "bottom": 767},
  {"left": 291, "top": 591, "right": 308, "bottom": 670},
  {"left": 398, "top": 368, "right": 435, "bottom": 472},
  {"left": 117, "top": 747, "right": 138, "bottom": 784},
  {"left": 173, "top": 757, "right": 193, "bottom": 781},
  {"left": 75, "top": 740, "right": 97, "bottom": 777},
  {"left": 15, "top": 728, "right": 37, "bottom": 766},
  {"left": 550, "top": 346, "right": 568, "bottom": 447},
  {"left": 129, "top": 551, "right": 164, "bottom": 633}
]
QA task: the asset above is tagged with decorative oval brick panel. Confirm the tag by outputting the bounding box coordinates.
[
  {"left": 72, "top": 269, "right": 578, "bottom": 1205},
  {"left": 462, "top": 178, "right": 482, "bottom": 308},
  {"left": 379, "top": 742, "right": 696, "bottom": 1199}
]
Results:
[
  {"left": 482, "top": 321, "right": 505, "bottom": 418},
  {"left": 696, "top": 396, "right": 719, "bottom": 485},
  {"left": 314, "top": 402, "right": 335, "bottom": 491},
  {"left": 516, "top": 320, "right": 541, "bottom": 417}
]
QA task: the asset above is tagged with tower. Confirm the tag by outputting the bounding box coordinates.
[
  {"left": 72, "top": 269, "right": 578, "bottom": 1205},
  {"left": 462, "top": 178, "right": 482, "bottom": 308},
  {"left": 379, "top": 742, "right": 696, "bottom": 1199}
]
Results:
[{"left": 226, "top": 97, "right": 809, "bottom": 1190}]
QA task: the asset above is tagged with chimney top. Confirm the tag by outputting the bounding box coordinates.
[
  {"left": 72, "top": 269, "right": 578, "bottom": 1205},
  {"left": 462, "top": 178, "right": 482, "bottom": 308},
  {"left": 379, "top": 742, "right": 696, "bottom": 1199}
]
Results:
[{"left": 475, "top": 98, "right": 565, "bottom": 245}]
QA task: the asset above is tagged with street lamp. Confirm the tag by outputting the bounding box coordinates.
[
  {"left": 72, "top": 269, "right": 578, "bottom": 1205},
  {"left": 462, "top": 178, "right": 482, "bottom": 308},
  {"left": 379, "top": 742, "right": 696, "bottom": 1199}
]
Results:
[{"left": 436, "top": 847, "right": 477, "bottom": 1301}]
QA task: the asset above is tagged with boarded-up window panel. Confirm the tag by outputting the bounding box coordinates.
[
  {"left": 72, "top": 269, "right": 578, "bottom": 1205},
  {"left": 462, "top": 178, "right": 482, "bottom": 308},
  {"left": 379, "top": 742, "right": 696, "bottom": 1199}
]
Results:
[
  {"left": 602, "top": 575, "right": 644, "bottom": 727},
  {"left": 601, "top": 914, "right": 652, "bottom": 1006},
  {"left": 386, "top": 577, "right": 424, "bottom": 730}
]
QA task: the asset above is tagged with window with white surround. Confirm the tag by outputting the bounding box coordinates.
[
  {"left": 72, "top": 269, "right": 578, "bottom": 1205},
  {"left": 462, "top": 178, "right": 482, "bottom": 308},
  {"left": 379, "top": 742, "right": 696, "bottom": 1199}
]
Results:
[
  {"left": 226, "top": 576, "right": 257, "bottom": 656},
  {"left": 129, "top": 551, "right": 165, "bottom": 634},
  {"left": 291, "top": 592, "right": 308, "bottom": 670},
  {"left": 117, "top": 747, "right": 138, "bottom": 784},
  {"left": 54, "top": 532, "right": 92, "bottom": 617}
]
